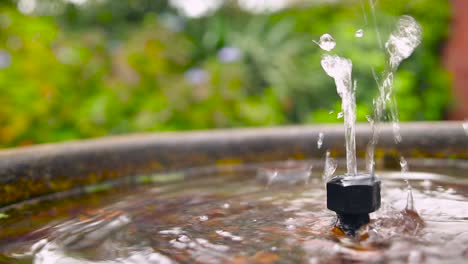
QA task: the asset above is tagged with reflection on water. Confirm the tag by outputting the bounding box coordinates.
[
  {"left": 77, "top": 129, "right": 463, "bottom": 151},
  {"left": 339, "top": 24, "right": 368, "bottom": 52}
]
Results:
[{"left": 0, "top": 160, "right": 467, "bottom": 263}]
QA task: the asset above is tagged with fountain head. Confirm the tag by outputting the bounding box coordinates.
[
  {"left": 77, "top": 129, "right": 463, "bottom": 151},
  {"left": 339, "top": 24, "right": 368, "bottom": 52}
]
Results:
[{"left": 327, "top": 174, "right": 381, "bottom": 235}]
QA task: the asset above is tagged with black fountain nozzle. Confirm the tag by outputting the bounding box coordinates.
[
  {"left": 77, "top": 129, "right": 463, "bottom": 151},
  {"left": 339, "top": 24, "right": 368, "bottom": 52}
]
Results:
[{"left": 327, "top": 173, "right": 381, "bottom": 236}]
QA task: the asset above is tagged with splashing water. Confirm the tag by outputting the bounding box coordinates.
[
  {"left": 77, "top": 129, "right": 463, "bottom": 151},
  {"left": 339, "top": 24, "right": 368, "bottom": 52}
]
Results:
[
  {"left": 405, "top": 181, "right": 415, "bottom": 211},
  {"left": 355, "top": 29, "right": 364, "bottom": 38},
  {"left": 400, "top": 156, "right": 408, "bottom": 174},
  {"left": 400, "top": 156, "right": 415, "bottom": 211},
  {"left": 322, "top": 151, "right": 337, "bottom": 183},
  {"left": 317, "top": 132, "right": 324, "bottom": 149},
  {"left": 321, "top": 54, "right": 357, "bottom": 175},
  {"left": 314, "top": 33, "right": 336, "bottom": 51},
  {"left": 366, "top": 16, "right": 422, "bottom": 173},
  {"left": 386, "top": 16, "right": 422, "bottom": 70}
]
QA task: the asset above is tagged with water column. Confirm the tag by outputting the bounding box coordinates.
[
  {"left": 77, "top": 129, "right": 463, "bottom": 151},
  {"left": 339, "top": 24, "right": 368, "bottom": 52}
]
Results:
[
  {"left": 321, "top": 55, "right": 357, "bottom": 176},
  {"left": 319, "top": 15, "right": 422, "bottom": 236},
  {"left": 318, "top": 35, "right": 380, "bottom": 236}
]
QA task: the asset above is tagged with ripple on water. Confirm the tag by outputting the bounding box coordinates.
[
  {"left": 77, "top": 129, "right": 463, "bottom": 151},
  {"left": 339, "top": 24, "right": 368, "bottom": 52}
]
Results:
[{"left": 0, "top": 163, "right": 467, "bottom": 263}]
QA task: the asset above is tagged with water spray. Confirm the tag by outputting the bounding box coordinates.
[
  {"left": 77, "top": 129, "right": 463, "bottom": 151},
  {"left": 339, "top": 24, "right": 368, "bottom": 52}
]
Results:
[
  {"left": 319, "top": 15, "right": 421, "bottom": 235},
  {"left": 319, "top": 41, "right": 381, "bottom": 236}
]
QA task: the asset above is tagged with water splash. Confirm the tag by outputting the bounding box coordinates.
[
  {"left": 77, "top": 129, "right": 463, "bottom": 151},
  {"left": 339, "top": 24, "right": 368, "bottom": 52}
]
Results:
[
  {"left": 386, "top": 16, "right": 422, "bottom": 70},
  {"left": 317, "top": 132, "right": 324, "bottom": 149},
  {"left": 405, "top": 181, "right": 415, "bottom": 211},
  {"left": 321, "top": 55, "right": 357, "bottom": 175},
  {"left": 400, "top": 156, "right": 415, "bottom": 211},
  {"left": 355, "top": 29, "right": 364, "bottom": 38},
  {"left": 257, "top": 162, "right": 312, "bottom": 185},
  {"left": 323, "top": 151, "right": 337, "bottom": 183},
  {"left": 366, "top": 16, "right": 422, "bottom": 173},
  {"left": 314, "top": 33, "right": 336, "bottom": 51},
  {"left": 400, "top": 156, "right": 408, "bottom": 174}
]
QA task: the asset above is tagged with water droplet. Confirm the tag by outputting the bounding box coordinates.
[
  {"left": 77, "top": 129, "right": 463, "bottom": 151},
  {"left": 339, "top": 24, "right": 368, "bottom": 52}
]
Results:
[
  {"left": 385, "top": 15, "right": 422, "bottom": 69},
  {"left": 355, "top": 29, "right": 364, "bottom": 38},
  {"left": 314, "top": 33, "right": 336, "bottom": 51},
  {"left": 321, "top": 55, "right": 352, "bottom": 82},
  {"left": 317, "top": 132, "right": 324, "bottom": 149}
]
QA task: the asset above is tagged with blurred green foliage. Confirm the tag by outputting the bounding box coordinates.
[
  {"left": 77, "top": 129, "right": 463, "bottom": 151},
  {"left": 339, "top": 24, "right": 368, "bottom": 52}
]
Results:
[{"left": 0, "top": 0, "right": 451, "bottom": 147}]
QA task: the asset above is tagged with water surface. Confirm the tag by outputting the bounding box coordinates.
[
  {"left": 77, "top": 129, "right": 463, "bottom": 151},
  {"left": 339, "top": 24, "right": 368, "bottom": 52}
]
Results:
[{"left": 0, "top": 159, "right": 467, "bottom": 263}]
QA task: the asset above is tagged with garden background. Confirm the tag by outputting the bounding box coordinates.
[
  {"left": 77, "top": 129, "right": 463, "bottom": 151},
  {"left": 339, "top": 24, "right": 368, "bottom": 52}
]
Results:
[{"left": 0, "top": 0, "right": 454, "bottom": 147}]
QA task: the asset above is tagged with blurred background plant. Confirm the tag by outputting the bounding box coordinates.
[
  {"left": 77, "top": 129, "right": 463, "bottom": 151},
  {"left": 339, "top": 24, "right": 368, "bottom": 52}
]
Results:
[{"left": 0, "top": 0, "right": 452, "bottom": 147}]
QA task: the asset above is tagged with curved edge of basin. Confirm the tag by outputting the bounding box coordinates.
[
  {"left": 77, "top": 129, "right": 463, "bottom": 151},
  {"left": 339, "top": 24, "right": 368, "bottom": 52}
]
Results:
[{"left": 0, "top": 121, "right": 466, "bottom": 207}]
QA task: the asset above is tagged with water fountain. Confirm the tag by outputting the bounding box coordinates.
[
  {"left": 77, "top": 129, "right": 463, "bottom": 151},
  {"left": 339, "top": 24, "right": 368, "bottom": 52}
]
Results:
[
  {"left": 319, "top": 15, "right": 423, "bottom": 236},
  {"left": 0, "top": 14, "right": 467, "bottom": 264},
  {"left": 319, "top": 52, "right": 381, "bottom": 235}
]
